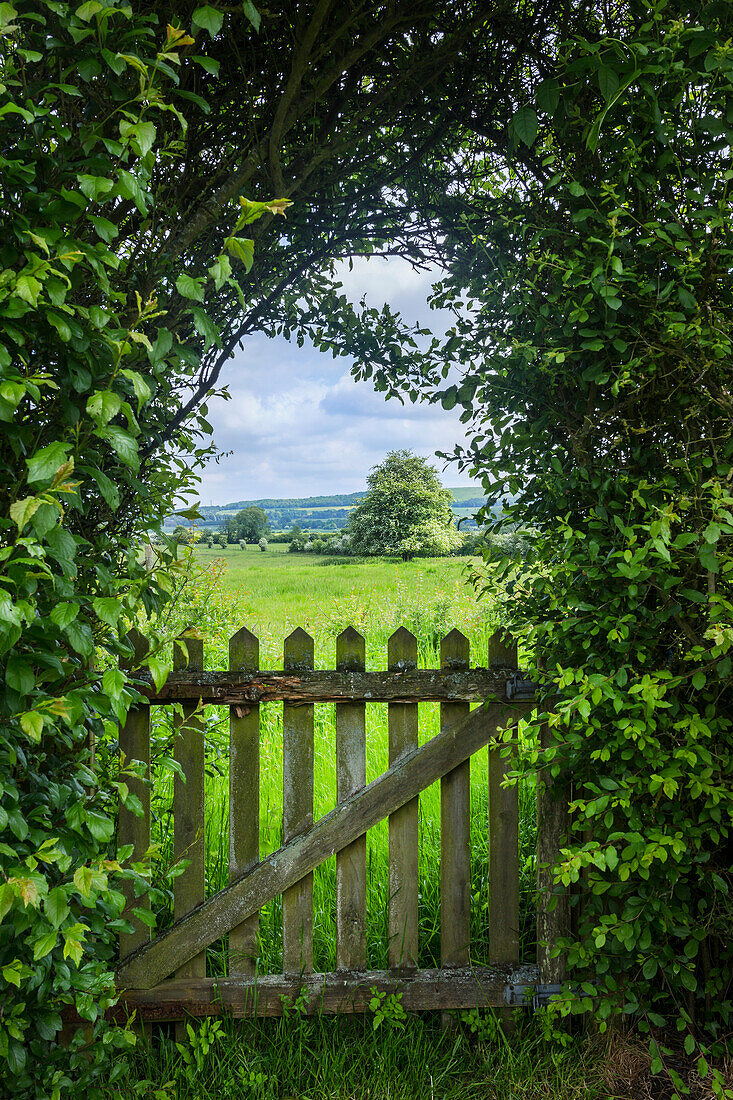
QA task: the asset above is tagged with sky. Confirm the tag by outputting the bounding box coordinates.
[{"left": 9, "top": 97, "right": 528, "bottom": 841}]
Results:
[{"left": 194, "top": 257, "right": 481, "bottom": 505}]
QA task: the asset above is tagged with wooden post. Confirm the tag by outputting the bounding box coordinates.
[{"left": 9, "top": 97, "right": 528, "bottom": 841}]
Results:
[
  {"left": 173, "top": 633, "right": 206, "bottom": 996},
  {"left": 119, "top": 628, "right": 151, "bottom": 961},
  {"left": 387, "top": 627, "right": 419, "bottom": 970},
  {"left": 335, "top": 627, "right": 367, "bottom": 970},
  {"left": 282, "top": 628, "right": 314, "bottom": 974},
  {"left": 487, "top": 632, "right": 519, "bottom": 967},
  {"left": 440, "top": 630, "right": 471, "bottom": 970},
  {"left": 229, "top": 627, "right": 260, "bottom": 976},
  {"left": 537, "top": 720, "right": 569, "bottom": 988}
]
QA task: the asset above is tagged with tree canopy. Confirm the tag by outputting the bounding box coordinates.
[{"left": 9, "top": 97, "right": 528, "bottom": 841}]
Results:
[
  {"left": 348, "top": 451, "right": 460, "bottom": 559},
  {"left": 226, "top": 505, "right": 270, "bottom": 543}
]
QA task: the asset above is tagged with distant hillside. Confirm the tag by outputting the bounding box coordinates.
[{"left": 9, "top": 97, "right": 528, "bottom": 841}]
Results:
[{"left": 166, "top": 488, "right": 487, "bottom": 533}]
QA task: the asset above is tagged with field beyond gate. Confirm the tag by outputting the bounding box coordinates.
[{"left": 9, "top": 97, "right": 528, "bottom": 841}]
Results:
[{"left": 112, "top": 625, "right": 561, "bottom": 1023}]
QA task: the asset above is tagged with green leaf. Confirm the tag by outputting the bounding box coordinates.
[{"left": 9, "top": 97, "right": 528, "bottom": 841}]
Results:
[
  {"left": 93, "top": 597, "right": 121, "bottom": 628},
  {"left": 19, "top": 711, "right": 43, "bottom": 741},
  {"left": 535, "top": 78, "right": 558, "bottom": 114},
  {"left": 33, "top": 930, "right": 58, "bottom": 961},
  {"left": 131, "top": 906, "right": 157, "bottom": 928},
  {"left": 119, "top": 119, "right": 156, "bottom": 157},
  {"left": 175, "top": 273, "right": 206, "bottom": 301},
  {"left": 597, "top": 66, "right": 620, "bottom": 100},
  {"left": 26, "top": 441, "right": 71, "bottom": 485},
  {"left": 192, "top": 54, "right": 220, "bottom": 75},
  {"left": 225, "top": 236, "right": 255, "bottom": 271},
  {"left": 96, "top": 425, "right": 140, "bottom": 470},
  {"left": 6, "top": 655, "right": 34, "bottom": 695},
  {"left": 511, "top": 106, "right": 537, "bottom": 147},
  {"left": 208, "top": 253, "right": 231, "bottom": 290},
  {"left": 77, "top": 174, "right": 114, "bottom": 201},
  {"left": 83, "top": 466, "right": 120, "bottom": 510},
  {"left": 120, "top": 369, "right": 152, "bottom": 409},
  {"left": 692, "top": 670, "right": 706, "bottom": 690},
  {"left": 9, "top": 496, "right": 41, "bottom": 531},
  {"left": 65, "top": 620, "right": 94, "bottom": 657},
  {"left": 192, "top": 5, "right": 224, "bottom": 36},
  {"left": 87, "top": 389, "right": 122, "bottom": 426},
  {"left": 76, "top": 0, "right": 102, "bottom": 19},
  {"left": 102, "top": 668, "right": 126, "bottom": 698},
  {"left": 242, "top": 0, "right": 260, "bottom": 31},
  {"left": 15, "top": 274, "right": 42, "bottom": 306},
  {"left": 44, "top": 884, "right": 69, "bottom": 928},
  {"left": 191, "top": 306, "right": 220, "bottom": 350}
]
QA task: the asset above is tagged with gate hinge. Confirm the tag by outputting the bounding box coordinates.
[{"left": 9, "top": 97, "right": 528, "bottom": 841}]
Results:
[
  {"left": 505, "top": 982, "right": 562, "bottom": 1010},
  {"left": 505, "top": 673, "right": 539, "bottom": 701}
]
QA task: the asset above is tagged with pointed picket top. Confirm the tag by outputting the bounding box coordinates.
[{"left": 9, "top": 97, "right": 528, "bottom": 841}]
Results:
[
  {"left": 125, "top": 627, "right": 149, "bottom": 666},
  {"left": 284, "top": 627, "right": 314, "bottom": 669},
  {"left": 229, "top": 627, "right": 259, "bottom": 671},
  {"left": 440, "top": 628, "right": 469, "bottom": 669},
  {"left": 488, "top": 631, "right": 517, "bottom": 669},
  {"left": 336, "top": 626, "right": 365, "bottom": 671},
  {"left": 388, "top": 626, "right": 417, "bottom": 670},
  {"left": 174, "top": 629, "right": 203, "bottom": 671}
]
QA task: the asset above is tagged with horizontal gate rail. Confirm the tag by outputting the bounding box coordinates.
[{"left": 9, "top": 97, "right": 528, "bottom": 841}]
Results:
[
  {"left": 132, "top": 667, "right": 517, "bottom": 706},
  {"left": 113, "top": 965, "right": 541, "bottom": 1021},
  {"left": 117, "top": 699, "right": 529, "bottom": 990}
]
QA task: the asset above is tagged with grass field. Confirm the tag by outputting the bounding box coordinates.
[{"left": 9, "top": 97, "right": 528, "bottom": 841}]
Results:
[{"left": 114, "top": 548, "right": 611, "bottom": 1099}]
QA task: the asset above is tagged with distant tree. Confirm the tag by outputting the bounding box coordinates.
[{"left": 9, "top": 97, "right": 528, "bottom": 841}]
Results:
[
  {"left": 348, "top": 451, "right": 460, "bottom": 559},
  {"left": 258, "top": 537, "right": 268, "bottom": 552},
  {"left": 172, "top": 525, "right": 190, "bottom": 545},
  {"left": 226, "top": 506, "right": 270, "bottom": 544}
]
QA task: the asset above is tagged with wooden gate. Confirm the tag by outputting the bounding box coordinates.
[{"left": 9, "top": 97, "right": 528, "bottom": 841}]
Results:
[{"left": 114, "top": 627, "right": 563, "bottom": 1022}]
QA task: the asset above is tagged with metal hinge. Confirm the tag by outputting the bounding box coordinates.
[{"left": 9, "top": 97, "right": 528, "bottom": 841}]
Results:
[
  {"left": 505, "top": 982, "right": 562, "bottom": 1010},
  {"left": 505, "top": 673, "right": 539, "bottom": 701}
]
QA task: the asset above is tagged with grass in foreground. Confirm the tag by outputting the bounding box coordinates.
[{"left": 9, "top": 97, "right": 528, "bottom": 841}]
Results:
[{"left": 109, "top": 1012, "right": 612, "bottom": 1100}]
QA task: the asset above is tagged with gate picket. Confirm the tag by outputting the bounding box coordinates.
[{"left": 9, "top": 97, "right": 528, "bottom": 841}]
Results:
[
  {"left": 387, "top": 627, "right": 419, "bottom": 969},
  {"left": 173, "top": 633, "right": 206, "bottom": 992},
  {"left": 335, "top": 627, "right": 367, "bottom": 969},
  {"left": 440, "top": 629, "right": 471, "bottom": 969},
  {"left": 487, "top": 632, "right": 520, "bottom": 966},
  {"left": 283, "top": 628, "right": 315, "bottom": 974},
  {"left": 229, "top": 627, "right": 260, "bottom": 976}
]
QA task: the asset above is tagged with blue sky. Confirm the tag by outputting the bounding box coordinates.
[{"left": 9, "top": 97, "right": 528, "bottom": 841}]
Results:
[{"left": 195, "top": 257, "right": 480, "bottom": 504}]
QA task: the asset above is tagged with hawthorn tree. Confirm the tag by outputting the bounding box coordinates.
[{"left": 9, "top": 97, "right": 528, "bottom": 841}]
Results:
[{"left": 348, "top": 451, "right": 460, "bottom": 559}]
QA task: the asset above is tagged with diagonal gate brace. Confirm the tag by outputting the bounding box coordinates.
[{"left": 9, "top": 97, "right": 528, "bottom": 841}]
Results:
[{"left": 117, "top": 700, "right": 528, "bottom": 990}]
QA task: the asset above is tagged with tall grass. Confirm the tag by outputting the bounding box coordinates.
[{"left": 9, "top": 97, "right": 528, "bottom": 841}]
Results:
[{"left": 144, "top": 547, "right": 537, "bottom": 977}]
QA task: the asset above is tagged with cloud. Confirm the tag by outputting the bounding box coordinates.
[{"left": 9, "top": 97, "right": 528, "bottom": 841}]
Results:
[{"left": 192, "top": 259, "right": 477, "bottom": 504}]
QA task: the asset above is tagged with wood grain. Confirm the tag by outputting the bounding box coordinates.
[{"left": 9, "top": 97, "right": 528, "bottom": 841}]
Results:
[
  {"left": 282, "top": 628, "right": 314, "bottom": 974},
  {"left": 388, "top": 627, "right": 419, "bottom": 969},
  {"left": 137, "top": 668, "right": 523, "bottom": 705},
  {"left": 113, "top": 965, "right": 538, "bottom": 1020},
  {"left": 440, "top": 630, "right": 471, "bottom": 969},
  {"left": 336, "top": 628, "right": 366, "bottom": 970},
  {"left": 117, "top": 700, "right": 529, "bottom": 990},
  {"left": 229, "top": 627, "right": 260, "bottom": 976}
]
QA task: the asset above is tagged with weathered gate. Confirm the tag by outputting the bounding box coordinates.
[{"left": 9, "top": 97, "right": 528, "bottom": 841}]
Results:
[{"left": 113, "top": 627, "right": 564, "bottom": 1022}]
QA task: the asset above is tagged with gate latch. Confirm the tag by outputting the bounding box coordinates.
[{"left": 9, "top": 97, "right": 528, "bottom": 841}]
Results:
[
  {"left": 505, "top": 673, "right": 539, "bottom": 701},
  {"left": 505, "top": 982, "right": 562, "bottom": 1010}
]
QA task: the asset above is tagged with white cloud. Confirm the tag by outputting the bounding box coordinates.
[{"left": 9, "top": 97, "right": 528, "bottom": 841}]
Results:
[{"left": 192, "top": 258, "right": 478, "bottom": 504}]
